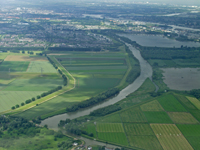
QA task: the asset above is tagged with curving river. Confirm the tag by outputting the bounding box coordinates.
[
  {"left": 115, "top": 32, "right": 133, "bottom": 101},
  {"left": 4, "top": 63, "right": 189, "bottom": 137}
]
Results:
[{"left": 41, "top": 43, "right": 153, "bottom": 129}]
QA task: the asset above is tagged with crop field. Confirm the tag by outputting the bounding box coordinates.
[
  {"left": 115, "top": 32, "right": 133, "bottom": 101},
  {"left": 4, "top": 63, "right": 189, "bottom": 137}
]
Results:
[
  {"left": 140, "top": 100, "right": 164, "bottom": 111},
  {"left": 96, "top": 123, "right": 124, "bottom": 132},
  {"left": 120, "top": 107, "right": 147, "bottom": 123},
  {"left": 4, "top": 55, "right": 47, "bottom": 61},
  {"left": 186, "top": 96, "right": 200, "bottom": 110},
  {"left": 2, "top": 79, "right": 63, "bottom": 91},
  {"left": 98, "top": 113, "right": 122, "bottom": 123},
  {"left": 168, "top": 112, "right": 199, "bottom": 124},
  {"left": 174, "top": 94, "right": 197, "bottom": 110},
  {"left": 0, "top": 61, "right": 30, "bottom": 72},
  {"left": 150, "top": 124, "right": 193, "bottom": 150},
  {"left": 157, "top": 94, "right": 187, "bottom": 112},
  {"left": 177, "top": 124, "right": 200, "bottom": 136},
  {"left": 97, "top": 132, "right": 129, "bottom": 146},
  {"left": 177, "top": 124, "right": 200, "bottom": 149},
  {"left": 124, "top": 123, "right": 154, "bottom": 135},
  {"left": 144, "top": 111, "right": 173, "bottom": 123},
  {"left": 0, "top": 91, "right": 44, "bottom": 112},
  {"left": 128, "top": 136, "right": 163, "bottom": 150},
  {"left": 26, "top": 61, "right": 58, "bottom": 73}
]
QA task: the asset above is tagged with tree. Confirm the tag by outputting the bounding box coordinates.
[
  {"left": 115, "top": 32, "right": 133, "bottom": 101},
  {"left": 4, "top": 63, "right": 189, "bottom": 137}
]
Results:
[
  {"left": 32, "top": 97, "right": 35, "bottom": 101},
  {"left": 16, "top": 104, "right": 19, "bottom": 108},
  {"left": 11, "top": 106, "right": 15, "bottom": 110},
  {"left": 21, "top": 102, "right": 25, "bottom": 106}
]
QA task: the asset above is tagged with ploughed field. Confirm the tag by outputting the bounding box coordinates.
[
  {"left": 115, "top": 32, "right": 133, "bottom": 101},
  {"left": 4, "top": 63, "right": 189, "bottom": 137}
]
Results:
[
  {"left": 15, "top": 51, "right": 131, "bottom": 119},
  {"left": 82, "top": 93, "right": 200, "bottom": 150},
  {"left": 0, "top": 53, "right": 63, "bottom": 113}
]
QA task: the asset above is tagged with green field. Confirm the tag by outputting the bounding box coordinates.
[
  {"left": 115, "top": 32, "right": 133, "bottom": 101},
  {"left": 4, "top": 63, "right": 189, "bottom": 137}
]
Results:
[
  {"left": 96, "top": 123, "right": 124, "bottom": 132},
  {"left": 128, "top": 136, "right": 163, "bottom": 150},
  {"left": 97, "top": 132, "right": 129, "bottom": 146},
  {"left": 82, "top": 123, "right": 97, "bottom": 138},
  {"left": 0, "top": 61, "right": 30, "bottom": 72},
  {"left": 2, "top": 79, "right": 63, "bottom": 91},
  {"left": 98, "top": 113, "right": 122, "bottom": 123},
  {"left": 186, "top": 96, "right": 200, "bottom": 110},
  {"left": 168, "top": 112, "right": 199, "bottom": 124},
  {"left": 120, "top": 107, "right": 147, "bottom": 123},
  {"left": 157, "top": 94, "right": 187, "bottom": 112},
  {"left": 124, "top": 123, "right": 154, "bottom": 135},
  {"left": 0, "top": 91, "right": 44, "bottom": 112},
  {"left": 27, "top": 61, "right": 58, "bottom": 73},
  {"left": 143, "top": 111, "right": 173, "bottom": 123},
  {"left": 140, "top": 100, "right": 164, "bottom": 111},
  {"left": 151, "top": 124, "right": 193, "bottom": 150}
]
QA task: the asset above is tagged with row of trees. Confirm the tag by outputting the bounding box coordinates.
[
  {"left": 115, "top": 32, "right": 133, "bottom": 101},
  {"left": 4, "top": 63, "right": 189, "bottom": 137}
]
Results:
[
  {"left": 89, "top": 104, "right": 121, "bottom": 117},
  {"left": 48, "top": 47, "right": 101, "bottom": 52},
  {"left": 11, "top": 86, "right": 62, "bottom": 110},
  {"left": 66, "top": 88, "right": 119, "bottom": 112}
]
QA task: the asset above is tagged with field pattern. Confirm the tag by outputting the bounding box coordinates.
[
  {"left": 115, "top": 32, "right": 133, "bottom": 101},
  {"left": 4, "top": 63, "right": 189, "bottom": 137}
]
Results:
[
  {"left": 97, "top": 132, "right": 129, "bottom": 146},
  {"left": 144, "top": 111, "right": 173, "bottom": 123},
  {"left": 177, "top": 124, "right": 200, "bottom": 136},
  {"left": 168, "top": 112, "right": 199, "bottom": 124},
  {"left": 157, "top": 94, "right": 187, "bottom": 112},
  {"left": 151, "top": 124, "right": 193, "bottom": 150},
  {"left": 140, "top": 100, "right": 164, "bottom": 111},
  {"left": 128, "top": 136, "right": 163, "bottom": 150},
  {"left": 0, "top": 91, "right": 44, "bottom": 112},
  {"left": 0, "top": 61, "right": 29, "bottom": 72},
  {"left": 96, "top": 123, "right": 124, "bottom": 132},
  {"left": 124, "top": 123, "right": 154, "bottom": 135},
  {"left": 120, "top": 107, "right": 147, "bottom": 123},
  {"left": 27, "top": 61, "right": 58, "bottom": 73},
  {"left": 186, "top": 96, "right": 200, "bottom": 110}
]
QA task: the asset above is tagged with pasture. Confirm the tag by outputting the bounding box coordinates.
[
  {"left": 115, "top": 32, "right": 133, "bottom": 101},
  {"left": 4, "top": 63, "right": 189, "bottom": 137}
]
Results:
[
  {"left": 0, "top": 91, "right": 44, "bottom": 112},
  {"left": 140, "top": 100, "right": 164, "bottom": 111},
  {"left": 128, "top": 136, "right": 162, "bottom": 150},
  {"left": 157, "top": 94, "right": 187, "bottom": 112},
  {"left": 120, "top": 107, "right": 147, "bottom": 123},
  {"left": 0, "top": 61, "right": 29, "bottom": 72},
  {"left": 186, "top": 96, "right": 200, "bottom": 110},
  {"left": 124, "top": 123, "right": 154, "bottom": 135},
  {"left": 98, "top": 113, "right": 121, "bottom": 123},
  {"left": 82, "top": 123, "right": 97, "bottom": 138},
  {"left": 143, "top": 111, "right": 173, "bottom": 123},
  {"left": 27, "top": 61, "right": 58, "bottom": 73},
  {"left": 168, "top": 112, "right": 199, "bottom": 124},
  {"left": 150, "top": 124, "right": 193, "bottom": 150},
  {"left": 96, "top": 123, "right": 124, "bottom": 132},
  {"left": 97, "top": 132, "right": 129, "bottom": 146}
]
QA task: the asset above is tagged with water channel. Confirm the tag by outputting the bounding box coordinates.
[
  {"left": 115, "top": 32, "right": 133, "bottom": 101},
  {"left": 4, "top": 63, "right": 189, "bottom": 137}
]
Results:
[{"left": 41, "top": 43, "right": 153, "bottom": 129}]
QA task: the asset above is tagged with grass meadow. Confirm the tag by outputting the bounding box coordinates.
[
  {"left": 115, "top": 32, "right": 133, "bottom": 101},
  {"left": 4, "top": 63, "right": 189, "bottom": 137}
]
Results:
[
  {"left": 186, "top": 96, "right": 200, "bottom": 110},
  {"left": 143, "top": 111, "right": 173, "bottom": 123},
  {"left": 140, "top": 100, "right": 164, "bottom": 111},
  {"left": 157, "top": 94, "right": 187, "bottom": 112},
  {"left": 96, "top": 123, "right": 124, "bottom": 132},
  {"left": 0, "top": 61, "right": 30, "bottom": 72}
]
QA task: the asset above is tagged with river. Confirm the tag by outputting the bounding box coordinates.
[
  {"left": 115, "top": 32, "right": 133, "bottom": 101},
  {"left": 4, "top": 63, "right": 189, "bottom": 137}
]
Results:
[{"left": 41, "top": 43, "right": 153, "bottom": 129}]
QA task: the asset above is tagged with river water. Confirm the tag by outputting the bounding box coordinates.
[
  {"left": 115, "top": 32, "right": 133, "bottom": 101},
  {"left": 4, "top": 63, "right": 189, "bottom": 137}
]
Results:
[{"left": 41, "top": 43, "right": 153, "bottom": 129}]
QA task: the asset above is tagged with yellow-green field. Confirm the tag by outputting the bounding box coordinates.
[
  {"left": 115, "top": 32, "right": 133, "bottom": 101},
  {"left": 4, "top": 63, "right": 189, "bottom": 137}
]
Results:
[
  {"left": 150, "top": 124, "right": 193, "bottom": 150},
  {"left": 186, "top": 96, "right": 200, "bottom": 110},
  {"left": 96, "top": 123, "right": 124, "bottom": 132},
  {"left": 140, "top": 100, "right": 164, "bottom": 111},
  {"left": 168, "top": 112, "right": 199, "bottom": 124}
]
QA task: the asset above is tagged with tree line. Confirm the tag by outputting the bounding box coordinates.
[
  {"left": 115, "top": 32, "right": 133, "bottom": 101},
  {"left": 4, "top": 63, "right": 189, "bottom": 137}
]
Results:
[{"left": 66, "top": 88, "right": 120, "bottom": 112}]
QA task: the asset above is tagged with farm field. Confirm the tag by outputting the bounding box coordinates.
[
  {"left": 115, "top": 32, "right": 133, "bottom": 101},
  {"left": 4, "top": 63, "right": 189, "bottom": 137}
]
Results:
[
  {"left": 168, "top": 112, "right": 199, "bottom": 124},
  {"left": 143, "top": 111, "right": 173, "bottom": 123},
  {"left": 27, "top": 61, "right": 58, "bottom": 73},
  {"left": 14, "top": 51, "right": 131, "bottom": 119},
  {"left": 186, "top": 96, "right": 200, "bottom": 110},
  {"left": 96, "top": 123, "right": 124, "bottom": 132},
  {"left": 150, "top": 124, "right": 193, "bottom": 150},
  {"left": 157, "top": 94, "right": 187, "bottom": 112},
  {"left": 97, "top": 132, "right": 129, "bottom": 146},
  {"left": 120, "top": 107, "right": 147, "bottom": 123},
  {"left": 0, "top": 52, "right": 63, "bottom": 113},
  {"left": 82, "top": 123, "right": 97, "bottom": 138},
  {"left": 140, "top": 100, "right": 164, "bottom": 111}
]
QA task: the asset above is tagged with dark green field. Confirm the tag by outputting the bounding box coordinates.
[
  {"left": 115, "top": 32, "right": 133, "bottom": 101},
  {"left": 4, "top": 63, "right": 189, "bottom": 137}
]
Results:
[{"left": 143, "top": 111, "right": 173, "bottom": 123}]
